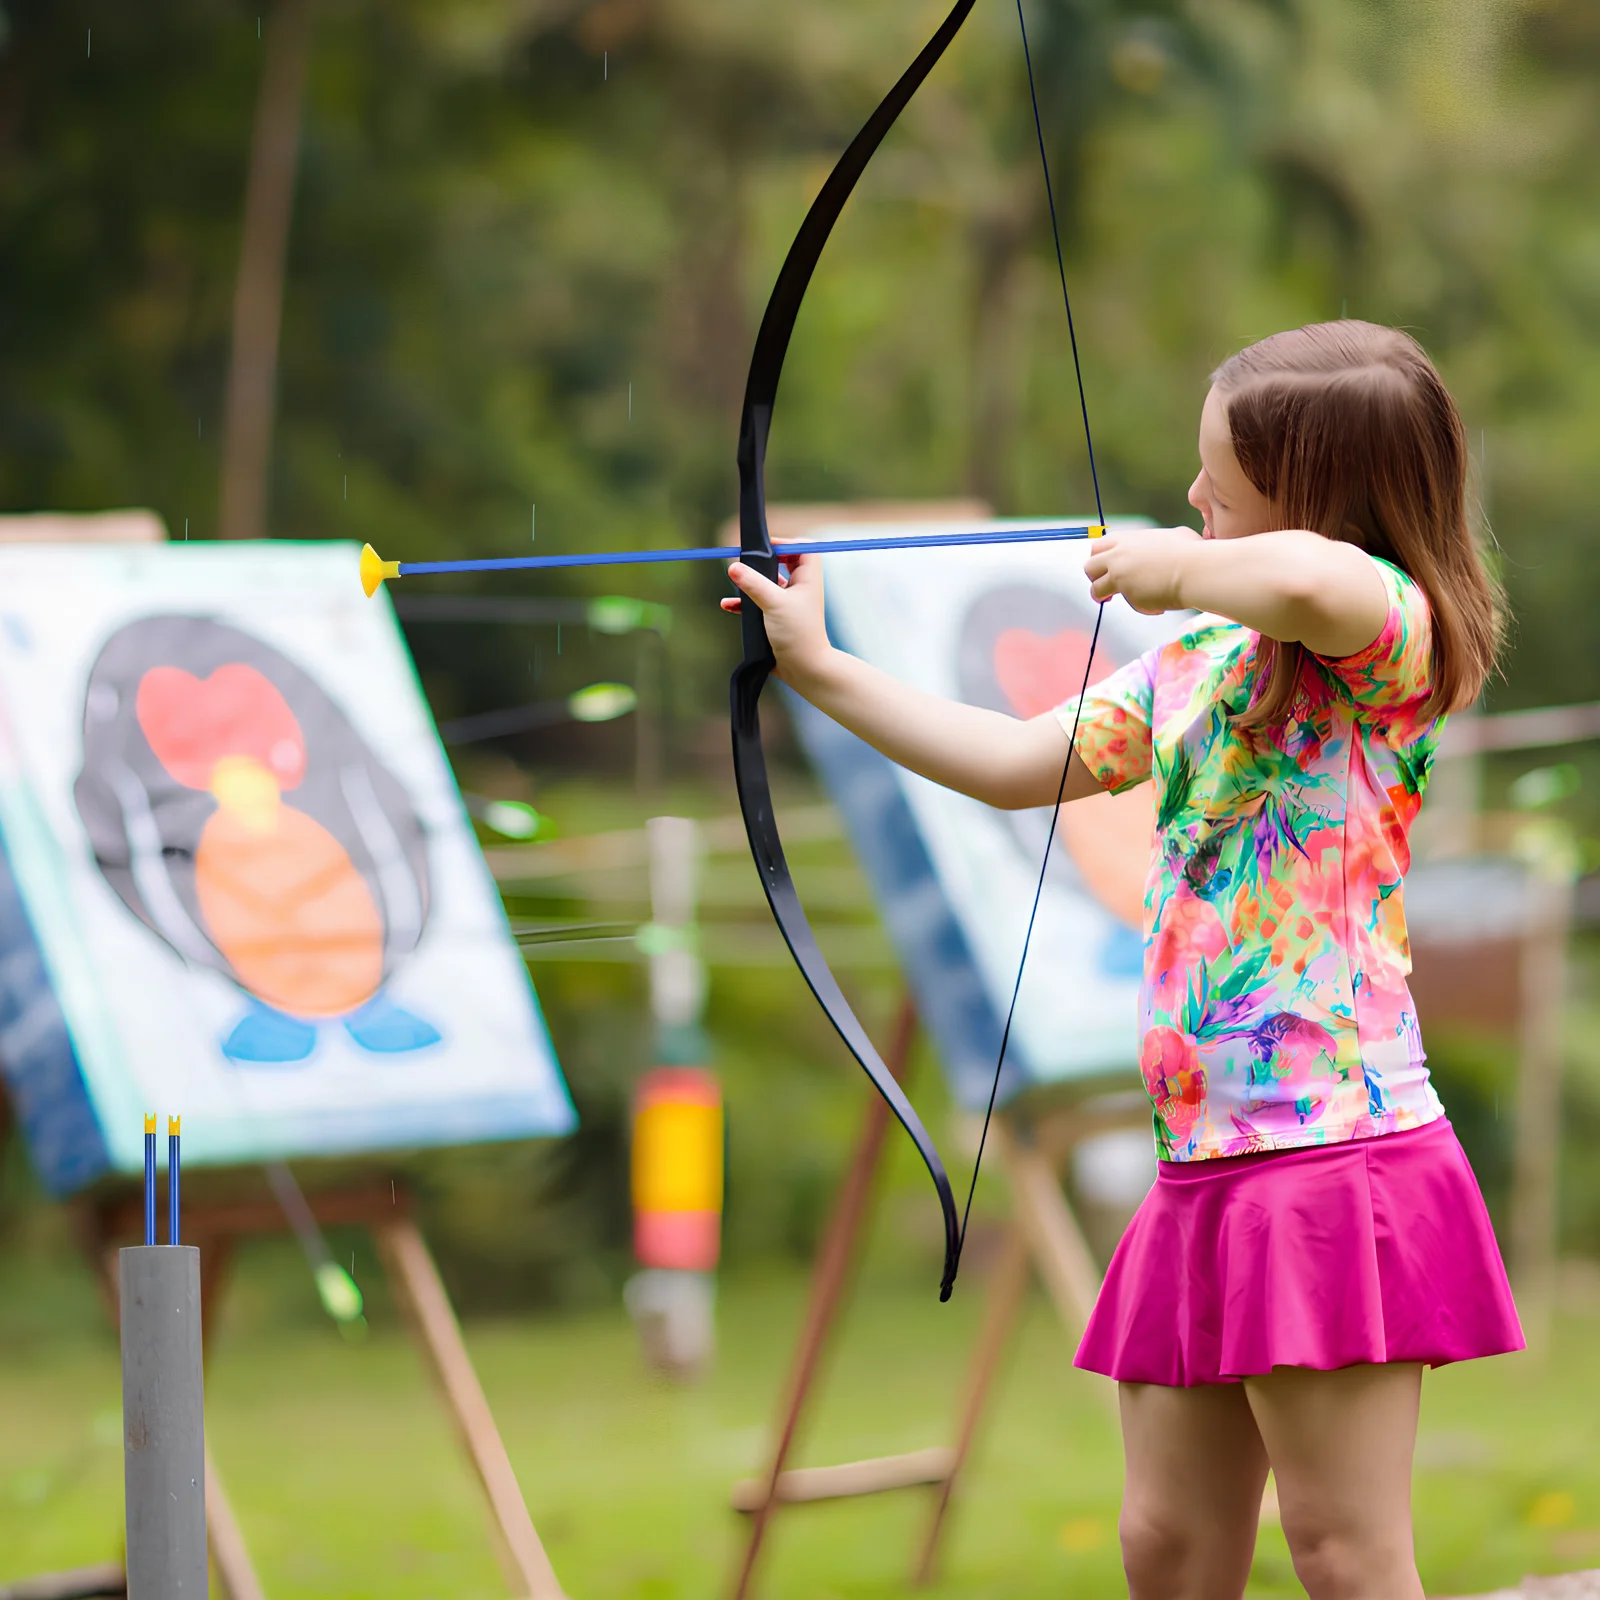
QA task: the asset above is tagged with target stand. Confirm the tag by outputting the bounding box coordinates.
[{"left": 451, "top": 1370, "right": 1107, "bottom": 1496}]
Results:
[{"left": 726, "top": 997, "right": 1147, "bottom": 1598}]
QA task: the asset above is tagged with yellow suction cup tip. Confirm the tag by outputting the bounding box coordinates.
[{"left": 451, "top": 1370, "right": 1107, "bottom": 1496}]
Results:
[{"left": 360, "top": 544, "right": 402, "bottom": 598}]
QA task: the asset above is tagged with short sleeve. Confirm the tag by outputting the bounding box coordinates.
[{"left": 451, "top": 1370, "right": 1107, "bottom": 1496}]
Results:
[
  {"left": 1317, "top": 557, "right": 1434, "bottom": 711},
  {"left": 1054, "top": 648, "right": 1156, "bottom": 794}
]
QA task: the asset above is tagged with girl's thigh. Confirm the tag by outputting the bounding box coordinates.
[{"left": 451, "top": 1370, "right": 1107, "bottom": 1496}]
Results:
[
  {"left": 1118, "top": 1379, "right": 1271, "bottom": 1594},
  {"left": 1242, "top": 1362, "right": 1424, "bottom": 1595},
  {"left": 1242, "top": 1361, "right": 1421, "bottom": 1519}
]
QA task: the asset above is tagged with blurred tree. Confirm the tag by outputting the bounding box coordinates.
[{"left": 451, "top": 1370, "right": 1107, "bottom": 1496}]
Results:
[
  {"left": 218, "top": 0, "right": 314, "bottom": 542},
  {"left": 5, "top": 0, "right": 1596, "bottom": 717}
]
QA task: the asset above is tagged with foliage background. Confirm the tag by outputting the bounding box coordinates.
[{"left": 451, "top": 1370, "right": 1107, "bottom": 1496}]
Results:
[{"left": 3, "top": 0, "right": 1600, "bottom": 1309}]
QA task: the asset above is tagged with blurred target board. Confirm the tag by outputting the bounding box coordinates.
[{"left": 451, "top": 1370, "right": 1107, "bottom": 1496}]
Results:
[
  {"left": 0, "top": 540, "right": 573, "bottom": 1195},
  {"left": 788, "top": 518, "right": 1190, "bottom": 1111}
]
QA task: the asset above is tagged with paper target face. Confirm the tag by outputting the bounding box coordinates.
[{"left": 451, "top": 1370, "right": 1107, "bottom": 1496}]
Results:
[{"left": 0, "top": 541, "right": 573, "bottom": 1195}]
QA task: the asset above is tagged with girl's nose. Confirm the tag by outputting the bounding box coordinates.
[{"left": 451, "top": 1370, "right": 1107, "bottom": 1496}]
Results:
[{"left": 1186, "top": 471, "right": 1206, "bottom": 512}]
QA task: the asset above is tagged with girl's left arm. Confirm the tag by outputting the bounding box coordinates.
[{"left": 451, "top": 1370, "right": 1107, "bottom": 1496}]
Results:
[{"left": 1086, "top": 528, "right": 1390, "bottom": 659}]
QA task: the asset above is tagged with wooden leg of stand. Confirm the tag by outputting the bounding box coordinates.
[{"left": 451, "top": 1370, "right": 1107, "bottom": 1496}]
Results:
[
  {"left": 194, "top": 1235, "right": 266, "bottom": 1598},
  {"left": 993, "top": 1116, "right": 1102, "bottom": 1339},
  {"left": 375, "top": 1217, "right": 566, "bottom": 1600},
  {"left": 728, "top": 998, "right": 918, "bottom": 1600},
  {"left": 199, "top": 1233, "right": 234, "bottom": 1367},
  {"left": 71, "top": 1201, "right": 121, "bottom": 1332},
  {"left": 206, "top": 1455, "right": 267, "bottom": 1600},
  {"left": 911, "top": 1224, "right": 1031, "bottom": 1587}
]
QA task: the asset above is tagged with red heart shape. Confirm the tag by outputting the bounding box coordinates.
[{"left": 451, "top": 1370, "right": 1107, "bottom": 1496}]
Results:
[
  {"left": 993, "top": 628, "right": 1113, "bottom": 720},
  {"left": 136, "top": 663, "right": 306, "bottom": 791}
]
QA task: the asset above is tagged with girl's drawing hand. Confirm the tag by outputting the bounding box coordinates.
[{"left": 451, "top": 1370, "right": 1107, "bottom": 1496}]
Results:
[
  {"left": 721, "top": 550, "right": 830, "bottom": 686},
  {"left": 1084, "top": 526, "right": 1203, "bottom": 615}
]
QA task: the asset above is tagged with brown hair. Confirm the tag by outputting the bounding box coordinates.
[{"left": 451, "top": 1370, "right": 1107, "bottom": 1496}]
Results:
[{"left": 1211, "top": 320, "right": 1503, "bottom": 731}]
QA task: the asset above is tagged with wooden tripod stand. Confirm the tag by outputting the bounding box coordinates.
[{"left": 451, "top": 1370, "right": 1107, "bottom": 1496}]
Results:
[{"left": 727, "top": 997, "right": 1146, "bottom": 1597}]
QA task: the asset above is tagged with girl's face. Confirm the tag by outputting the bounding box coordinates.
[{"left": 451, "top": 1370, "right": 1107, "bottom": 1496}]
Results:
[{"left": 1188, "top": 386, "right": 1274, "bottom": 540}]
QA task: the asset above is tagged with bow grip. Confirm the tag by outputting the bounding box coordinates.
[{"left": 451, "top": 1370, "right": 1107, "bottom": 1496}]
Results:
[{"left": 736, "top": 403, "right": 780, "bottom": 670}]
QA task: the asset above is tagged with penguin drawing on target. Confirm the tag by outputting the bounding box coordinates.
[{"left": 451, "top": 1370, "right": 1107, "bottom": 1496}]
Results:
[{"left": 73, "top": 615, "right": 442, "bottom": 1065}]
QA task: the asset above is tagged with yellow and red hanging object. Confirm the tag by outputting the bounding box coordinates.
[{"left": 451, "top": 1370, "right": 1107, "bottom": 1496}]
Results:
[{"left": 631, "top": 1067, "right": 722, "bottom": 1272}]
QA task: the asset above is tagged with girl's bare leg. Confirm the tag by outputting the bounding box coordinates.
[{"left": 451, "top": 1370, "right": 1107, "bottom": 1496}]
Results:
[
  {"left": 1118, "top": 1380, "right": 1271, "bottom": 1600},
  {"left": 1244, "top": 1362, "right": 1425, "bottom": 1600}
]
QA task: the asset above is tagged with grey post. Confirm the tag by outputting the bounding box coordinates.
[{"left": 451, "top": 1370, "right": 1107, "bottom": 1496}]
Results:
[{"left": 120, "top": 1245, "right": 208, "bottom": 1597}]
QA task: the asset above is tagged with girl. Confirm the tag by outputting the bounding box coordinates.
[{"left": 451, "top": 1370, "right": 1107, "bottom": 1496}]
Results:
[{"left": 723, "top": 320, "right": 1523, "bottom": 1600}]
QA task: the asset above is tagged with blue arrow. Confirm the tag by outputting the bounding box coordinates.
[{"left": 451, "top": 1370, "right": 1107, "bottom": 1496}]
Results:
[{"left": 361, "top": 522, "right": 1105, "bottom": 594}]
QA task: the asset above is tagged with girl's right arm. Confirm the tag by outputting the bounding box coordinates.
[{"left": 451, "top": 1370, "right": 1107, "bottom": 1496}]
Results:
[{"left": 723, "top": 554, "right": 1105, "bottom": 812}]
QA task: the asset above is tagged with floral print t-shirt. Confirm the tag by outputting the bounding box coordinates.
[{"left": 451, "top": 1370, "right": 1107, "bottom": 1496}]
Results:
[{"left": 1058, "top": 557, "right": 1445, "bottom": 1161}]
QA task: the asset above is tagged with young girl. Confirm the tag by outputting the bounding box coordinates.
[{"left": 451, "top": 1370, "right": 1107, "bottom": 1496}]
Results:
[{"left": 723, "top": 320, "right": 1523, "bottom": 1600}]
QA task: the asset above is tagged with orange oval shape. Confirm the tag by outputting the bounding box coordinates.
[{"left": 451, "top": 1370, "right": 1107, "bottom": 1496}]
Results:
[{"left": 195, "top": 804, "right": 384, "bottom": 1018}]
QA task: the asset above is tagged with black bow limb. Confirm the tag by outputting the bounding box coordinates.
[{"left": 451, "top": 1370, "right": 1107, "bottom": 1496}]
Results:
[{"left": 730, "top": 0, "right": 981, "bottom": 1303}]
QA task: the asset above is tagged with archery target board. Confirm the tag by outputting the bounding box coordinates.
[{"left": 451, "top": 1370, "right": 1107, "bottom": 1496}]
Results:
[
  {"left": 789, "top": 518, "right": 1190, "bottom": 1112},
  {"left": 0, "top": 540, "right": 574, "bottom": 1197}
]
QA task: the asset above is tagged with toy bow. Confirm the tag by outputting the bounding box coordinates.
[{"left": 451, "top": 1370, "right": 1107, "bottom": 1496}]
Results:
[{"left": 726, "top": 0, "right": 1107, "bottom": 1303}]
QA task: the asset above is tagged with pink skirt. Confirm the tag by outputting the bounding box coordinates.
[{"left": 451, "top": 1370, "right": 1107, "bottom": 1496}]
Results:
[{"left": 1075, "top": 1117, "right": 1524, "bottom": 1387}]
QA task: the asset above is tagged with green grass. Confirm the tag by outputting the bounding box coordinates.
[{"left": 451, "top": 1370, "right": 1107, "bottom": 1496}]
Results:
[{"left": 1, "top": 1246, "right": 1598, "bottom": 1599}]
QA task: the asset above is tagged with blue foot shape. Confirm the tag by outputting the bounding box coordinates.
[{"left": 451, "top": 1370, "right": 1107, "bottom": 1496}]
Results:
[
  {"left": 343, "top": 993, "right": 442, "bottom": 1054},
  {"left": 223, "top": 1004, "right": 319, "bottom": 1065}
]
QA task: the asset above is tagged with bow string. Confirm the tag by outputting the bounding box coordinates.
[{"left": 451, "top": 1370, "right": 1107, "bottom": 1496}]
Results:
[
  {"left": 731, "top": 0, "right": 1106, "bottom": 1302},
  {"left": 956, "top": 0, "right": 1109, "bottom": 1274}
]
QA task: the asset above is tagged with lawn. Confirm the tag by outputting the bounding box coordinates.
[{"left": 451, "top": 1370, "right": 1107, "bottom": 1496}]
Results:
[{"left": 1, "top": 1242, "right": 1597, "bottom": 1599}]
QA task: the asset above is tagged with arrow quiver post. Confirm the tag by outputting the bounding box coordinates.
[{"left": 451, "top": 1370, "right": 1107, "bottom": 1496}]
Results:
[{"left": 122, "top": 1114, "right": 208, "bottom": 1599}]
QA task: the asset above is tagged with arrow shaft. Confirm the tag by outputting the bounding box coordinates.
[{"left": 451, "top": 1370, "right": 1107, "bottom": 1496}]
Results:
[{"left": 396, "top": 522, "right": 1102, "bottom": 578}]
